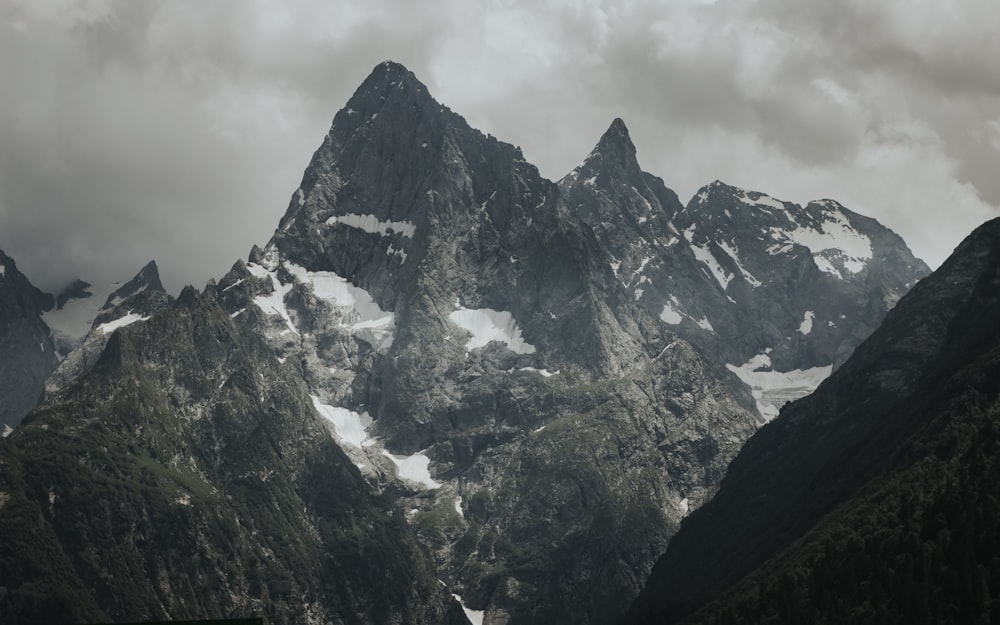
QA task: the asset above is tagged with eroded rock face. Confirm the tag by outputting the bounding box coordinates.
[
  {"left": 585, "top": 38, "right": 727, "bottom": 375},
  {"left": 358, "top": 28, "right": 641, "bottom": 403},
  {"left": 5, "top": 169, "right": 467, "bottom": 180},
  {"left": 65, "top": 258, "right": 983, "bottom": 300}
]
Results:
[
  {"left": 0, "top": 285, "right": 466, "bottom": 625},
  {"left": 0, "top": 249, "right": 57, "bottom": 431},
  {"left": 45, "top": 261, "right": 170, "bottom": 395},
  {"left": 0, "top": 62, "right": 932, "bottom": 625},
  {"left": 207, "top": 62, "right": 928, "bottom": 625}
]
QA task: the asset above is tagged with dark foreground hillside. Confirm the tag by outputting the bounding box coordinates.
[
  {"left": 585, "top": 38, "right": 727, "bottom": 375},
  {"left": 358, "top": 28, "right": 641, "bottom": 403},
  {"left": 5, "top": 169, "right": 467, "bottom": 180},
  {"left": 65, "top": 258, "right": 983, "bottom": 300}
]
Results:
[{"left": 625, "top": 218, "right": 1000, "bottom": 624}]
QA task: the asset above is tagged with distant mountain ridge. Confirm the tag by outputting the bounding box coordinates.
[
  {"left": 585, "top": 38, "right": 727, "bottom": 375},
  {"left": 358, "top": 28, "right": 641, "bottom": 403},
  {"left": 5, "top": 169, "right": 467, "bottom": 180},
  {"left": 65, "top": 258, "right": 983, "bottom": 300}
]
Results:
[{"left": 0, "top": 61, "right": 930, "bottom": 625}]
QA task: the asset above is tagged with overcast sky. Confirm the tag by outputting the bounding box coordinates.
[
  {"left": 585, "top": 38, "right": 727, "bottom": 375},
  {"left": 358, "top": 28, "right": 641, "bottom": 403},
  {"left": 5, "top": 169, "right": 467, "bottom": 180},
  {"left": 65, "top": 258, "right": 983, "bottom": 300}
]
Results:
[{"left": 2, "top": 0, "right": 998, "bottom": 293}]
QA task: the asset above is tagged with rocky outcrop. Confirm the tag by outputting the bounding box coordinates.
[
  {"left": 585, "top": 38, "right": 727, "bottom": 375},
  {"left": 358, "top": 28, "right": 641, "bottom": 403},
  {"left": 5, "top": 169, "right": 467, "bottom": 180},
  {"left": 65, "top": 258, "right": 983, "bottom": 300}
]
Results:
[
  {"left": 0, "top": 249, "right": 57, "bottom": 432},
  {"left": 45, "top": 261, "right": 170, "bottom": 394}
]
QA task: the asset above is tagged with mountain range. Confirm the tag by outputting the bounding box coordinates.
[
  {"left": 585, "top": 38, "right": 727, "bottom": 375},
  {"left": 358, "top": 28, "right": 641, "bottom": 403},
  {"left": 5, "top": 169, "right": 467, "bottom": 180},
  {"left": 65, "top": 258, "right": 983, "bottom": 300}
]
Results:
[{"left": 0, "top": 61, "right": 962, "bottom": 625}]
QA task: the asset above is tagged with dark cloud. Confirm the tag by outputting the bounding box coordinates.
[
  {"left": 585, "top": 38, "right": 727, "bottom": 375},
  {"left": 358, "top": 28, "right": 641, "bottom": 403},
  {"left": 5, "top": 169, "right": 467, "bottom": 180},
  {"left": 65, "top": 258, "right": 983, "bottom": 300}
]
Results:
[{"left": 1, "top": 0, "right": 997, "bottom": 294}]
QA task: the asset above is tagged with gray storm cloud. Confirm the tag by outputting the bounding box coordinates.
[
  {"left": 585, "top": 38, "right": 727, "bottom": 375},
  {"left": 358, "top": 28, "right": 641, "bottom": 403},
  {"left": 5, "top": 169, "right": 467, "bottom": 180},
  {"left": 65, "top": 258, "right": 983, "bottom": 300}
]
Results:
[{"left": 1, "top": 0, "right": 996, "bottom": 294}]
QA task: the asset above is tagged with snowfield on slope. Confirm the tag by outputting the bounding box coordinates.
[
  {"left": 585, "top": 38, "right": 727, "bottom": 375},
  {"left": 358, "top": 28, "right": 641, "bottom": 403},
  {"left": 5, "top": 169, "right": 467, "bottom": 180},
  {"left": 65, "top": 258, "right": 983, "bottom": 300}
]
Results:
[
  {"left": 310, "top": 395, "right": 374, "bottom": 449},
  {"left": 382, "top": 450, "right": 441, "bottom": 489},
  {"left": 449, "top": 306, "right": 536, "bottom": 354},
  {"left": 43, "top": 281, "right": 120, "bottom": 344},
  {"left": 726, "top": 351, "right": 832, "bottom": 421},
  {"left": 96, "top": 311, "right": 150, "bottom": 335}
]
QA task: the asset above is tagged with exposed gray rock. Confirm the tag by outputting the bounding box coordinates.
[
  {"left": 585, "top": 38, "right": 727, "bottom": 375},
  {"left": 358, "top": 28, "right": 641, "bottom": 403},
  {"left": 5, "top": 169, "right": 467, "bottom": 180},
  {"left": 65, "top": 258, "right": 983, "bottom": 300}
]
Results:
[
  {"left": 45, "top": 261, "right": 169, "bottom": 395},
  {"left": 0, "top": 249, "right": 57, "bottom": 431}
]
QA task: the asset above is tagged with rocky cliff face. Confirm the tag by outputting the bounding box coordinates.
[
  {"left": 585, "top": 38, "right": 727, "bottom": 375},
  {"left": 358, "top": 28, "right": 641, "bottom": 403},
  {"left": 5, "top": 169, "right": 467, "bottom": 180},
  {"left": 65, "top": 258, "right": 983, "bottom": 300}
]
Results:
[
  {"left": 207, "top": 62, "right": 928, "bottom": 625},
  {"left": 625, "top": 218, "right": 1000, "bottom": 624},
  {"left": 0, "top": 61, "right": 932, "bottom": 625},
  {"left": 45, "top": 261, "right": 170, "bottom": 394},
  {"left": 0, "top": 249, "right": 57, "bottom": 432},
  {"left": 0, "top": 285, "right": 466, "bottom": 625}
]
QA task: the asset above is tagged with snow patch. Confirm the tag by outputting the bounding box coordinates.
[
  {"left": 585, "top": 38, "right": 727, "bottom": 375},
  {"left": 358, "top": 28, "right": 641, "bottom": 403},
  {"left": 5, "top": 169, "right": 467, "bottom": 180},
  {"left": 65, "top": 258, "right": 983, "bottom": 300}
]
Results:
[
  {"left": 283, "top": 262, "right": 395, "bottom": 351},
  {"left": 738, "top": 190, "right": 786, "bottom": 212},
  {"left": 769, "top": 207, "right": 872, "bottom": 277},
  {"left": 726, "top": 352, "right": 832, "bottom": 421},
  {"left": 387, "top": 244, "right": 408, "bottom": 263},
  {"left": 248, "top": 264, "right": 298, "bottom": 336},
  {"left": 798, "top": 311, "right": 815, "bottom": 335},
  {"left": 96, "top": 311, "right": 149, "bottom": 335},
  {"left": 454, "top": 496, "right": 464, "bottom": 518},
  {"left": 519, "top": 367, "right": 559, "bottom": 377},
  {"left": 679, "top": 497, "right": 690, "bottom": 516},
  {"left": 448, "top": 307, "right": 536, "bottom": 354},
  {"left": 382, "top": 449, "right": 441, "bottom": 489},
  {"left": 325, "top": 213, "right": 416, "bottom": 238},
  {"left": 660, "top": 297, "right": 683, "bottom": 325},
  {"left": 311, "top": 395, "right": 374, "bottom": 449},
  {"left": 451, "top": 594, "right": 485, "bottom": 625},
  {"left": 695, "top": 317, "right": 715, "bottom": 333},
  {"left": 2, "top": 424, "right": 12, "bottom": 438}
]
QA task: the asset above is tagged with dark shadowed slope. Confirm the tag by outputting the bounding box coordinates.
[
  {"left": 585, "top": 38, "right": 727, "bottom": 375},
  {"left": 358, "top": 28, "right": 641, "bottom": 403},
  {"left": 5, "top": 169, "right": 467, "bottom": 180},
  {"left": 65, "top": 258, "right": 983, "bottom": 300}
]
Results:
[{"left": 626, "top": 217, "right": 1000, "bottom": 624}]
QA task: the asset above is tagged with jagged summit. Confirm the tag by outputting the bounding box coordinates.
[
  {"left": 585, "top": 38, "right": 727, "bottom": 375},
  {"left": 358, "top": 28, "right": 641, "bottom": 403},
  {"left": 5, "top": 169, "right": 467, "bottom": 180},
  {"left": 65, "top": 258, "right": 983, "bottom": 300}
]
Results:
[
  {"left": 101, "top": 259, "right": 162, "bottom": 310},
  {"left": 333, "top": 60, "right": 443, "bottom": 130},
  {"left": 592, "top": 117, "right": 638, "bottom": 164},
  {"left": 567, "top": 117, "right": 643, "bottom": 183}
]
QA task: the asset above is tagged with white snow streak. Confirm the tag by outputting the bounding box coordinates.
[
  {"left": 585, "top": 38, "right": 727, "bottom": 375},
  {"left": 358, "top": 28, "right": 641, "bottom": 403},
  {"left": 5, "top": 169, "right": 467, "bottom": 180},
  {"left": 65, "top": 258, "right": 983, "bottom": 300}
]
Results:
[
  {"left": 716, "top": 240, "right": 761, "bottom": 288},
  {"left": 519, "top": 367, "right": 559, "bottom": 377},
  {"left": 325, "top": 213, "right": 416, "bottom": 238},
  {"left": 248, "top": 265, "right": 298, "bottom": 336},
  {"left": 737, "top": 190, "right": 786, "bottom": 212},
  {"left": 449, "top": 307, "right": 536, "bottom": 354},
  {"left": 685, "top": 227, "right": 733, "bottom": 290},
  {"left": 96, "top": 311, "right": 149, "bottom": 335}
]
